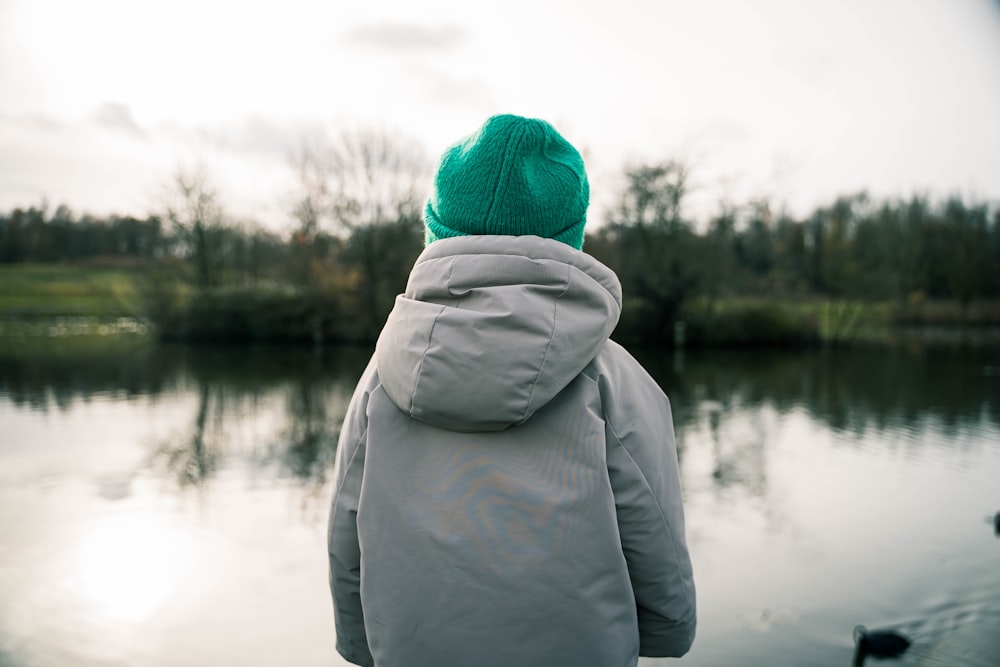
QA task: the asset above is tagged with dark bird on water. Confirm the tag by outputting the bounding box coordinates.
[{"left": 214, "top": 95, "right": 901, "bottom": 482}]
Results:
[
  {"left": 994, "top": 510, "right": 1000, "bottom": 535},
  {"left": 853, "top": 625, "right": 911, "bottom": 659}
]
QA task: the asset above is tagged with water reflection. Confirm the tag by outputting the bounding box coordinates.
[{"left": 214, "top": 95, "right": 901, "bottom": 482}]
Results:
[
  {"left": 3, "top": 339, "right": 996, "bottom": 477},
  {"left": 634, "top": 344, "right": 1000, "bottom": 462},
  {"left": 0, "top": 341, "right": 365, "bottom": 489},
  {"left": 71, "top": 513, "right": 196, "bottom": 622},
  {"left": 282, "top": 377, "right": 339, "bottom": 483},
  {"left": 1, "top": 337, "right": 999, "bottom": 667},
  {"left": 152, "top": 382, "right": 218, "bottom": 487}
]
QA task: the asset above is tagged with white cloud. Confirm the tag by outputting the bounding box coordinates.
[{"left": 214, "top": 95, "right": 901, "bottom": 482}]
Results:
[
  {"left": 93, "top": 103, "right": 146, "bottom": 138},
  {"left": 343, "top": 22, "right": 467, "bottom": 52}
]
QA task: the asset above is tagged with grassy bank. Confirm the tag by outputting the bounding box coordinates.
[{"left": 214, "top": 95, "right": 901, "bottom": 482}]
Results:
[
  {"left": 678, "top": 298, "right": 1000, "bottom": 347},
  {"left": 0, "top": 261, "right": 144, "bottom": 317},
  {"left": 3, "top": 262, "right": 999, "bottom": 347},
  {"left": 677, "top": 299, "right": 890, "bottom": 347}
]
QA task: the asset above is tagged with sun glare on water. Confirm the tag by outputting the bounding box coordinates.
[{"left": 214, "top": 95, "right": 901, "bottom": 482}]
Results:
[{"left": 71, "top": 513, "right": 196, "bottom": 623}]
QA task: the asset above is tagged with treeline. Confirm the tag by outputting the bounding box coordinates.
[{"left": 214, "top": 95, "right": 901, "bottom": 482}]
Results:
[
  {"left": 1, "top": 137, "right": 998, "bottom": 346},
  {"left": 587, "top": 161, "right": 1000, "bottom": 344},
  {"left": 0, "top": 204, "right": 165, "bottom": 262},
  {"left": 0, "top": 200, "right": 290, "bottom": 274}
]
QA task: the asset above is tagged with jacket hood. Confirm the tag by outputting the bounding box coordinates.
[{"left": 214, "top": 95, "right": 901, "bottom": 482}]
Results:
[{"left": 374, "top": 235, "right": 622, "bottom": 432}]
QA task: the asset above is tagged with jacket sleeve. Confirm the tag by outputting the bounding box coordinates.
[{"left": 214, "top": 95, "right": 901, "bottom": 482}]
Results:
[
  {"left": 599, "top": 344, "right": 696, "bottom": 657},
  {"left": 328, "top": 361, "right": 377, "bottom": 667}
]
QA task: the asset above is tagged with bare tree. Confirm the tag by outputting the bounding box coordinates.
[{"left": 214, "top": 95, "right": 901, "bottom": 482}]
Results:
[
  {"left": 325, "top": 128, "right": 429, "bottom": 232},
  {"left": 288, "top": 140, "right": 331, "bottom": 241},
  {"left": 610, "top": 160, "right": 690, "bottom": 231},
  {"left": 332, "top": 129, "right": 429, "bottom": 337},
  {"left": 604, "top": 158, "right": 703, "bottom": 343},
  {"left": 288, "top": 128, "right": 429, "bottom": 234},
  {"left": 162, "top": 164, "right": 226, "bottom": 290},
  {"left": 288, "top": 128, "right": 430, "bottom": 338}
]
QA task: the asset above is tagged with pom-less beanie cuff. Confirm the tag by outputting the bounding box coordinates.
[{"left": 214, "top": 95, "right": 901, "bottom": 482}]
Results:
[
  {"left": 424, "top": 200, "right": 587, "bottom": 250},
  {"left": 423, "top": 114, "right": 589, "bottom": 251}
]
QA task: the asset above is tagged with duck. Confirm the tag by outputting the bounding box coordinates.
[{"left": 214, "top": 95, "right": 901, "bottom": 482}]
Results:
[
  {"left": 853, "top": 625, "right": 911, "bottom": 658},
  {"left": 994, "top": 510, "right": 1000, "bottom": 535}
]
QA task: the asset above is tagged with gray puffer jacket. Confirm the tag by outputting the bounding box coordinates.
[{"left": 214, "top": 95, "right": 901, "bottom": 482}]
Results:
[{"left": 328, "top": 235, "right": 696, "bottom": 667}]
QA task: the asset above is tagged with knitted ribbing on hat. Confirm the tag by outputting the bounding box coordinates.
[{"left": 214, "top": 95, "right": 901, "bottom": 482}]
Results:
[{"left": 424, "top": 114, "right": 589, "bottom": 250}]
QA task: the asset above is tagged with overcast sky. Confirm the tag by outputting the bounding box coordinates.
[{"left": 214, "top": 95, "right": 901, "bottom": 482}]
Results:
[{"left": 2, "top": 0, "right": 999, "bottom": 229}]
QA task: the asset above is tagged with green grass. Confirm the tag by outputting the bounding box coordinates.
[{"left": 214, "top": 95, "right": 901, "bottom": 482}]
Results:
[
  {"left": 890, "top": 299, "right": 1000, "bottom": 326},
  {"left": 3, "top": 262, "right": 997, "bottom": 346},
  {"left": 681, "top": 299, "right": 821, "bottom": 346},
  {"left": 681, "top": 298, "right": 900, "bottom": 346},
  {"left": 680, "top": 297, "right": 1000, "bottom": 347},
  {"left": 0, "top": 262, "right": 143, "bottom": 317}
]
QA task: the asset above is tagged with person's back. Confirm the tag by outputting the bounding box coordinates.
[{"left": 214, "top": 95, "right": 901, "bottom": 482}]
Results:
[{"left": 328, "top": 115, "right": 696, "bottom": 667}]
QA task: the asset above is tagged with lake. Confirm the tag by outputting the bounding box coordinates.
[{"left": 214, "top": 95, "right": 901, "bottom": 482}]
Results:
[{"left": 1, "top": 330, "right": 998, "bottom": 667}]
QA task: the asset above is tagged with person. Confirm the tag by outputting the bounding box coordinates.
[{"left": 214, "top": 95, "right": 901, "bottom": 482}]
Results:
[{"left": 327, "top": 114, "right": 696, "bottom": 667}]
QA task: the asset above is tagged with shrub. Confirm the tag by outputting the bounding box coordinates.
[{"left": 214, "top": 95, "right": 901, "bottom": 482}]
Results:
[
  {"left": 156, "top": 284, "right": 343, "bottom": 343},
  {"left": 681, "top": 301, "right": 819, "bottom": 347}
]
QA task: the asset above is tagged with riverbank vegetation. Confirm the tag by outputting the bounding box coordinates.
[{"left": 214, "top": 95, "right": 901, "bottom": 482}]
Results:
[{"left": 2, "top": 133, "right": 998, "bottom": 347}]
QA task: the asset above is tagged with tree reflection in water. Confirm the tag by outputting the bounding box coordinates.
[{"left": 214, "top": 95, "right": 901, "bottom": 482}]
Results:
[
  {"left": 283, "top": 378, "right": 336, "bottom": 483},
  {"left": 1, "top": 333, "right": 999, "bottom": 667},
  {"left": 152, "top": 382, "right": 219, "bottom": 487},
  {"left": 109, "top": 344, "right": 369, "bottom": 495}
]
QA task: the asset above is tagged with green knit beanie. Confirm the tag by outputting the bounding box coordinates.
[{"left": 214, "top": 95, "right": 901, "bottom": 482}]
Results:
[{"left": 424, "top": 114, "right": 589, "bottom": 250}]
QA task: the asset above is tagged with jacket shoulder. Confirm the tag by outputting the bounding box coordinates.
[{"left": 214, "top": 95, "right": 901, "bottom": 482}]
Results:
[
  {"left": 583, "top": 341, "right": 667, "bottom": 404},
  {"left": 337, "top": 358, "right": 381, "bottom": 451}
]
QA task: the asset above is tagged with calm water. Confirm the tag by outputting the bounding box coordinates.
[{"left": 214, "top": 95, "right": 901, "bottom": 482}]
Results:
[{"left": 1, "top": 333, "right": 998, "bottom": 667}]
